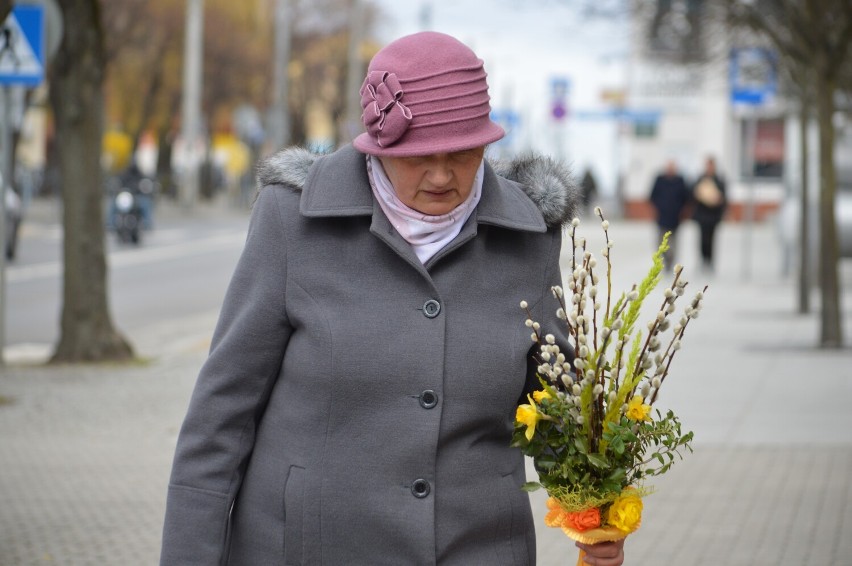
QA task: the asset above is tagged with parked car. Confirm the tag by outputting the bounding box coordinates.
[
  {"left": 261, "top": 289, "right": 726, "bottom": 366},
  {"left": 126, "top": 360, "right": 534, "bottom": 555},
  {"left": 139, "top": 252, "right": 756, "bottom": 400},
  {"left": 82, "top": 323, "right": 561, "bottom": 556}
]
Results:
[{"left": 3, "top": 173, "right": 22, "bottom": 261}]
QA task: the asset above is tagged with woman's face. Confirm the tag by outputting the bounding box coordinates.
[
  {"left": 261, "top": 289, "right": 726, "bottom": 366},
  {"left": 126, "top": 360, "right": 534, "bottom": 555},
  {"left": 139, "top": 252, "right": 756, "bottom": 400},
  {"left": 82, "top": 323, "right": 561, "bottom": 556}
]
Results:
[{"left": 378, "top": 147, "right": 485, "bottom": 215}]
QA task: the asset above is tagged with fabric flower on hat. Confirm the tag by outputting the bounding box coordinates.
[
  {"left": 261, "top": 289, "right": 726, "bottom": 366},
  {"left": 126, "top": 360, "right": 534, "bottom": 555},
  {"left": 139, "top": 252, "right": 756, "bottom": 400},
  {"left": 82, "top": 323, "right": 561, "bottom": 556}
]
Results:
[{"left": 360, "top": 71, "right": 413, "bottom": 148}]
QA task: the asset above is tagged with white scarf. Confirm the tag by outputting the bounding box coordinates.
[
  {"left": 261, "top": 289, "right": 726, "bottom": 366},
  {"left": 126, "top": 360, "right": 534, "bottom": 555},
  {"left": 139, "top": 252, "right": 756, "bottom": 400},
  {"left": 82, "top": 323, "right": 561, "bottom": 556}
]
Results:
[{"left": 367, "top": 155, "right": 483, "bottom": 264}]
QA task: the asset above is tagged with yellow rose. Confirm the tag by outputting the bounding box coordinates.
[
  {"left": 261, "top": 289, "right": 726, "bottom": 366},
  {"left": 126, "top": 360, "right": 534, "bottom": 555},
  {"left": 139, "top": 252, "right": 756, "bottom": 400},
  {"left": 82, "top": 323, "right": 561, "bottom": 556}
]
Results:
[
  {"left": 532, "top": 389, "right": 553, "bottom": 403},
  {"left": 515, "top": 395, "right": 541, "bottom": 441},
  {"left": 606, "top": 493, "right": 643, "bottom": 533},
  {"left": 626, "top": 395, "right": 652, "bottom": 422}
]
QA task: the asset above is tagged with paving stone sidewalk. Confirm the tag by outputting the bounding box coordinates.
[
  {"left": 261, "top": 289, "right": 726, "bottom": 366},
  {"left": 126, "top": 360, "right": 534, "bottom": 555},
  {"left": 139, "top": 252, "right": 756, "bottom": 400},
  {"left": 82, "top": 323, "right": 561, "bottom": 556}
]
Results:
[{"left": 1, "top": 217, "right": 851, "bottom": 565}]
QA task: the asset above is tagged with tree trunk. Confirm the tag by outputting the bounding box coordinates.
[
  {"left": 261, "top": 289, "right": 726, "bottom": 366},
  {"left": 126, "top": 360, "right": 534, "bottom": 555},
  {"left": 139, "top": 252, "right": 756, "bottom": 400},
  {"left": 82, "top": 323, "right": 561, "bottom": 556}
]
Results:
[
  {"left": 815, "top": 71, "right": 843, "bottom": 348},
  {"left": 0, "top": 1, "right": 11, "bottom": 23},
  {"left": 156, "top": 127, "right": 176, "bottom": 198},
  {"left": 797, "top": 99, "right": 810, "bottom": 313},
  {"left": 129, "top": 40, "right": 169, "bottom": 152},
  {"left": 49, "top": 0, "right": 133, "bottom": 362}
]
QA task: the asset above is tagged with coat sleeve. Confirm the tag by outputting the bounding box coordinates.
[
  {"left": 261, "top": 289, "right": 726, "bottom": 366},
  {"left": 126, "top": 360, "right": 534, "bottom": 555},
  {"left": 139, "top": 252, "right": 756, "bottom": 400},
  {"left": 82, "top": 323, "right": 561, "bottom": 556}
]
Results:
[{"left": 160, "top": 187, "right": 292, "bottom": 566}]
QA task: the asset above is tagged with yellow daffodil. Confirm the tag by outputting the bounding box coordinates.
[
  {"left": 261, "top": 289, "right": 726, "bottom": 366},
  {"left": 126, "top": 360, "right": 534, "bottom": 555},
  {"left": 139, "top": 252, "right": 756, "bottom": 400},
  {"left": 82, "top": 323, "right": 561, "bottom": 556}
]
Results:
[
  {"left": 625, "top": 395, "right": 652, "bottom": 422},
  {"left": 515, "top": 395, "right": 541, "bottom": 441},
  {"left": 532, "top": 389, "right": 553, "bottom": 403},
  {"left": 606, "top": 492, "right": 643, "bottom": 533}
]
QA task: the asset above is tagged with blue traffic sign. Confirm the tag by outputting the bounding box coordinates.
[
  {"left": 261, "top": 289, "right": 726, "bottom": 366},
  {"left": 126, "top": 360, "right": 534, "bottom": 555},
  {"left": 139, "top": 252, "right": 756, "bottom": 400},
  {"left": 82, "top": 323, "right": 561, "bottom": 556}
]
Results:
[
  {"left": 0, "top": 5, "right": 45, "bottom": 86},
  {"left": 730, "top": 47, "right": 776, "bottom": 107}
]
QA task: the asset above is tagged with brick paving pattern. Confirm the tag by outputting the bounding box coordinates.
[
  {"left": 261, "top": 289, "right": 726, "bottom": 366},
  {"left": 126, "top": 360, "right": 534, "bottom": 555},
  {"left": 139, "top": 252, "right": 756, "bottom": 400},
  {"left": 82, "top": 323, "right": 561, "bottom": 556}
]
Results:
[{"left": 2, "top": 215, "right": 851, "bottom": 565}]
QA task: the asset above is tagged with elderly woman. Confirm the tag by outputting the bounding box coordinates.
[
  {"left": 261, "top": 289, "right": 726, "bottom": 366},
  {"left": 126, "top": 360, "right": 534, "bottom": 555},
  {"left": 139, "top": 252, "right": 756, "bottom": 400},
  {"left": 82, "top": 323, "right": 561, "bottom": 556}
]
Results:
[{"left": 160, "top": 32, "right": 625, "bottom": 566}]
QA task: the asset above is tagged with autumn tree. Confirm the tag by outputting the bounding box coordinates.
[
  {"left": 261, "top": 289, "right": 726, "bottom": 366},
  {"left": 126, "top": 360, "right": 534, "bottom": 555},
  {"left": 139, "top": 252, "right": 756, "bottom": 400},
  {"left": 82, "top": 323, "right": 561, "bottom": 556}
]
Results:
[
  {"left": 101, "top": 0, "right": 186, "bottom": 151},
  {"left": 723, "top": 0, "right": 852, "bottom": 348},
  {"left": 604, "top": 0, "right": 850, "bottom": 346},
  {"left": 98, "top": 0, "right": 384, "bottom": 178},
  {"left": 49, "top": 0, "right": 133, "bottom": 362}
]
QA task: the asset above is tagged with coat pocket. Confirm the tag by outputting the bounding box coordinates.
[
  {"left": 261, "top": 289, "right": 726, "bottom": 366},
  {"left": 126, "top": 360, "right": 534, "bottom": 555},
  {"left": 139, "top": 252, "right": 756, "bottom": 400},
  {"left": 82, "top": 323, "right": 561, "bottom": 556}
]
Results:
[
  {"left": 496, "top": 471, "right": 533, "bottom": 565},
  {"left": 283, "top": 465, "right": 306, "bottom": 565}
]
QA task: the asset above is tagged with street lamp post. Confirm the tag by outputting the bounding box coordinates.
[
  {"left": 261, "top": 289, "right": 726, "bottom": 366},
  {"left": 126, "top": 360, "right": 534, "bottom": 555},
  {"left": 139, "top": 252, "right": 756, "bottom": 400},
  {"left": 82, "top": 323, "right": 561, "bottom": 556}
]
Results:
[
  {"left": 270, "top": 0, "right": 292, "bottom": 151},
  {"left": 343, "top": 0, "right": 364, "bottom": 143},
  {"left": 180, "top": 0, "right": 204, "bottom": 209}
]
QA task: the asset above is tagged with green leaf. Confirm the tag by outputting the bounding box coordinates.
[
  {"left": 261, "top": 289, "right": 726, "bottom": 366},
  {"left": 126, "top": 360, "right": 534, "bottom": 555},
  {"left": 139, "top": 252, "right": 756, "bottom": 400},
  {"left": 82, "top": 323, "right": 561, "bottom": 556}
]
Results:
[
  {"left": 608, "top": 468, "right": 627, "bottom": 482},
  {"left": 521, "top": 482, "right": 542, "bottom": 492},
  {"left": 610, "top": 436, "right": 625, "bottom": 455},
  {"left": 587, "top": 453, "right": 610, "bottom": 469}
]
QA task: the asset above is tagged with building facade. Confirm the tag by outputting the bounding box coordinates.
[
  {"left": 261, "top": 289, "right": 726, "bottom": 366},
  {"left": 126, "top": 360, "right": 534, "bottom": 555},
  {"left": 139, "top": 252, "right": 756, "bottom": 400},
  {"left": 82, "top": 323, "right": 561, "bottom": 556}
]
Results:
[{"left": 621, "top": 0, "right": 787, "bottom": 222}]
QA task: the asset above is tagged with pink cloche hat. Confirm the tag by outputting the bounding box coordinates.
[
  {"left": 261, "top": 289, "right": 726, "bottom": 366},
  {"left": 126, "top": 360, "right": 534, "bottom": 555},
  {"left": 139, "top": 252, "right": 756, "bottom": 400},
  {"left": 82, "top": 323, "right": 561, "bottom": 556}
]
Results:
[{"left": 352, "top": 31, "right": 505, "bottom": 157}]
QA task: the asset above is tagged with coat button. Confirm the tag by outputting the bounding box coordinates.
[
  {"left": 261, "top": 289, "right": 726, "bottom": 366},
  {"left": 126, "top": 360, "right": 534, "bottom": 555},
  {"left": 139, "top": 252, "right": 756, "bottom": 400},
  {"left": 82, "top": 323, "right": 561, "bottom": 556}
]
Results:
[
  {"left": 419, "top": 390, "right": 438, "bottom": 409},
  {"left": 422, "top": 299, "right": 441, "bottom": 318},
  {"left": 411, "top": 478, "right": 431, "bottom": 498}
]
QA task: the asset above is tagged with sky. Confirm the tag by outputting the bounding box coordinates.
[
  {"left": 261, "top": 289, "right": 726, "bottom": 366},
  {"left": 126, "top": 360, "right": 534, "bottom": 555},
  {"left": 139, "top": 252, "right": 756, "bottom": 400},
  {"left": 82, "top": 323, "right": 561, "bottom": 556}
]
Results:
[{"left": 369, "top": 0, "right": 630, "bottom": 195}]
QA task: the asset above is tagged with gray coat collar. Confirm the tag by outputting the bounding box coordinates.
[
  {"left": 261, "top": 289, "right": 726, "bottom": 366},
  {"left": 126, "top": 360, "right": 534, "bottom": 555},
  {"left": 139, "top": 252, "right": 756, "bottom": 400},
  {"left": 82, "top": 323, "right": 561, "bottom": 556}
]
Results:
[{"left": 256, "top": 144, "right": 579, "bottom": 230}]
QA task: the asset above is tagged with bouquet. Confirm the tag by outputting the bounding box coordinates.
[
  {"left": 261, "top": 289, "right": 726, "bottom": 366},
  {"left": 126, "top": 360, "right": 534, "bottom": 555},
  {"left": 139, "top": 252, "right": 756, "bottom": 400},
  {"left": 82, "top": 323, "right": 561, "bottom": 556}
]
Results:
[{"left": 512, "top": 208, "right": 701, "bottom": 565}]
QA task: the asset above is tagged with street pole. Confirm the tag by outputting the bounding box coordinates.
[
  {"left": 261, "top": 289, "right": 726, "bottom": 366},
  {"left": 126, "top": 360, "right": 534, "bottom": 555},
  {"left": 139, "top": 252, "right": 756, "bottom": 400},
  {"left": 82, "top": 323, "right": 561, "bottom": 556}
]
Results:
[
  {"left": 0, "top": 86, "right": 9, "bottom": 366},
  {"left": 270, "top": 0, "right": 291, "bottom": 151},
  {"left": 742, "top": 115, "right": 757, "bottom": 281},
  {"left": 180, "top": 0, "right": 204, "bottom": 210},
  {"left": 343, "top": 0, "right": 364, "bottom": 143}
]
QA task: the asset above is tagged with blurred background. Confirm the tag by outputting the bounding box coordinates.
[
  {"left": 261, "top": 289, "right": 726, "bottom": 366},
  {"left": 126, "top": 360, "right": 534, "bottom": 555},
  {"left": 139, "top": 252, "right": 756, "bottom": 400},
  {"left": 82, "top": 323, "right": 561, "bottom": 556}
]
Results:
[
  {"left": 1, "top": 0, "right": 850, "bottom": 365},
  {"left": 0, "top": 1, "right": 851, "bottom": 564},
  {"left": 0, "top": 0, "right": 852, "bottom": 368}
]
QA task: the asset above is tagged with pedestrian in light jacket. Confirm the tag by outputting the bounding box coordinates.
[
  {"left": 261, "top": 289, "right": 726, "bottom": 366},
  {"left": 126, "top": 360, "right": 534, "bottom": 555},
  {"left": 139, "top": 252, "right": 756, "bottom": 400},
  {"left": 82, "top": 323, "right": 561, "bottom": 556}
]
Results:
[
  {"left": 160, "top": 31, "right": 626, "bottom": 566},
  {"left": 691, "top": 156, "right": 727, "bottom": 273}
]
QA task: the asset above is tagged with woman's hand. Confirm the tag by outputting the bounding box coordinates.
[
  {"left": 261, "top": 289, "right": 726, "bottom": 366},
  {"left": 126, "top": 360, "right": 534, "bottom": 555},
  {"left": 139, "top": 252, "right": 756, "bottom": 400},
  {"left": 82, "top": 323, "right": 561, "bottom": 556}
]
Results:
[{"left": 576, "top": 538, "right": 625, "bottom": 566}]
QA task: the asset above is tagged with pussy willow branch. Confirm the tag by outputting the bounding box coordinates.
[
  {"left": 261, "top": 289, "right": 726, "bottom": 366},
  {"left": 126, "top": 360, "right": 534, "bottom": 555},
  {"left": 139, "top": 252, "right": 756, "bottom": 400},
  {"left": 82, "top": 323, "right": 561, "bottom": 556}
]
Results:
[
  {"left": 569, "top": 224, "right": 577, "bottom": 281},
  {"left": 568, "top": 226, "right": 581, "bottom": 351},
  {"left": 610, "top": 284, "right": 637, "bottom": 391},
  {"left": 595, "top": 208, "right": 613, "bottom": 324},
  {"left": 649, "top": 285, "right": 708, "bottom": 405},
  {"left": 587, "top": 256, "right": 599, "bottom": 355},
  {"left": 629, "top": 271, "right": 684, "bottom": 399},
  {"left": 593, "top": 298, "right": 629, "bottom": 393},
  {"left": 585, "top": 253, "right": 605, "bottom": 437},
  {"left": 558, "top": 292, "right": 577, "bottom": 369},
  {"left": 648, "top": 326, "right": 687, "bottom": 406},
  {"left": 577, "top": 249, "right": 605, "bottom": 447}
]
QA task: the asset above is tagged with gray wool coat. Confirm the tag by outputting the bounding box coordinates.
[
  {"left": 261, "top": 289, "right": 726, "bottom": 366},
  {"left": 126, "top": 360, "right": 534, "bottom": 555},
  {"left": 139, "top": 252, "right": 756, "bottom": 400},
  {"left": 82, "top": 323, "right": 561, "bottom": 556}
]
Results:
[{"left": 160, "top": 144, "right": 580, "bottom": 566}]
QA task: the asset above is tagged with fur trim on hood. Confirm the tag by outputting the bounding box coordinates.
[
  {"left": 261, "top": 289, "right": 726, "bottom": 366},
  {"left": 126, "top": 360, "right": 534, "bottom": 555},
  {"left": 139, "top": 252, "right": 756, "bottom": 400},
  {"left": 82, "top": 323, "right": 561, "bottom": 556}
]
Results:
[
  {"left": 257, "top": 147, "right": 579, "bottom": 227},
  {"left": 488, "top": 154, "right": 579, "bottom": 227}
]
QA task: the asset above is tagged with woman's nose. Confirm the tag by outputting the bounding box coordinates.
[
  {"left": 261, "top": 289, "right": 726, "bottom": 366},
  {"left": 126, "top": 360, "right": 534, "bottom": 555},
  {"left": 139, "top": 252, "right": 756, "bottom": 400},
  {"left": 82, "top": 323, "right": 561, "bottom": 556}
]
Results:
[{"left": 426, "top": 155, "right": 452, "bottom": 185}]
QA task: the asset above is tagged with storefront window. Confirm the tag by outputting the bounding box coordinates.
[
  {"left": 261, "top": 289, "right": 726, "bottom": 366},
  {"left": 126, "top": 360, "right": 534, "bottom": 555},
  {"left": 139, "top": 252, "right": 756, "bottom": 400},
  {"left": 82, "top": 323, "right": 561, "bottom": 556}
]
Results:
[{"left": 741, "top": 117, "right": 784, "bottom": 179}]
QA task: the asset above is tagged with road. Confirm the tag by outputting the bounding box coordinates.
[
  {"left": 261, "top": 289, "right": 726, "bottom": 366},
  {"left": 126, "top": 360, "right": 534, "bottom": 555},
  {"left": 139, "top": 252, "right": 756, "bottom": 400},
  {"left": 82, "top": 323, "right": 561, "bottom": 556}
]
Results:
[{"left": 5, "top": 197, "right": 252, "bottom": 362}]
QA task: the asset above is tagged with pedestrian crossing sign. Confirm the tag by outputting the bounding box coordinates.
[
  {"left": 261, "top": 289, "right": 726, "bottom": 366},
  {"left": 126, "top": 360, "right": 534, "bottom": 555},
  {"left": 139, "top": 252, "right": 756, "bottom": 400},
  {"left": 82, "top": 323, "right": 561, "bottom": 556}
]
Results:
[{"left": 0, "top": 5, "right": 45, "bottom": 86}]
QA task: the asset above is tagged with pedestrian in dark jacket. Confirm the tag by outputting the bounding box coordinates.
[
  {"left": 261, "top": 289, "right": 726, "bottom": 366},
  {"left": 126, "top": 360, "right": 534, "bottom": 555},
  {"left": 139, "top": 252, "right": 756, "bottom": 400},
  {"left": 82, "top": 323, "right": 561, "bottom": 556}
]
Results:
[
  {"left": 580, "top": 167, "right": 598, "bottom": 215},
  {"left": 649, "top": 159, "right": 690, "bottom": 270},
  {"left": 691, "top": 156, "right": 727, "bottom": 272},
  {"left": 160, "top": 31, "right": 626, "bottom": 566}
]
